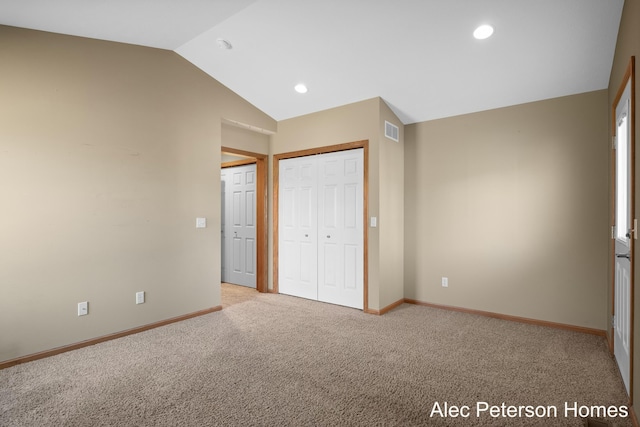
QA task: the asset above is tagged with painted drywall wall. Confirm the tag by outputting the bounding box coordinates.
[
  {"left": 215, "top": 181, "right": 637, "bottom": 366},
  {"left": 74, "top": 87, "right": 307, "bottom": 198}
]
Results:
[
  {"left": 607, "top": 0, "right": 640, "bottom": 410},
  {"left": 404, "top": 90, "right": 609, "bottom": 329},
  {"left": 222, "top": 123, "right": 270, "bottom": 156},
  {"left": 378, "top": 102, "right": 405, "bottom": 308},
  {"left": 271, "top": 98, "right": 386, "bottom": 309},
  {"left": 0, "top": 26, "right": 275, "bottom": 363},
  {"left": 221, "top": 153, "right": 246, "bottom": 163}
]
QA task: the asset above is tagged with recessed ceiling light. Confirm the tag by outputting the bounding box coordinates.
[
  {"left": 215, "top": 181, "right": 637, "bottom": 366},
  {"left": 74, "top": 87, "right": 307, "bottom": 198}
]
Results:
[
  {"left": 216, "top": 38, "right": 233, "bottom": 50},
  {"left": 473, "top": 24, "right": 494, "bottom": 40},
  {"left": 294, "top": 83, "right": 308, "bottom": 94}
]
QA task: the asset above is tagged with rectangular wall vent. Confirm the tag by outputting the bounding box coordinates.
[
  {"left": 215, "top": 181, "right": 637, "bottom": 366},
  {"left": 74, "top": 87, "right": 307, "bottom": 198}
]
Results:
[{"left": 385, "top": 121, "right": 399, "bottom": 142}]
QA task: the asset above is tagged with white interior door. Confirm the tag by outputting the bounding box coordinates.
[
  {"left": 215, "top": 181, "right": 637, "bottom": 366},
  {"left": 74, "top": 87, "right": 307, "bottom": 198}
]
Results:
[
  {"left": 278, "top": 148, "right": 364, "bottom": 309},
  {"left": 221, "top": 178, "right": 227, "bottom": 281},
  {"left": 614, "top": 77, "right": 632, "bottom": 395},
  {"left": 317, "top": 149, "right": 364, "bottom": 309},
  {"left": 221, "top": 164, "right": 256, "bottom": 288},
  {"left": 278, "top": 156, "right": 318, "bottom": 300}
]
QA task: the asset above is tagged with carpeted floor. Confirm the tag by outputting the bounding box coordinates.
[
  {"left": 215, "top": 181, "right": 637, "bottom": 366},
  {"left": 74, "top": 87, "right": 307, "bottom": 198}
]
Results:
[
  {"left": 221, "top": 282, "right": 259, "bottom": 308},
  {"left": 0, "top": 289, "right": 632, "bottom": 426}
]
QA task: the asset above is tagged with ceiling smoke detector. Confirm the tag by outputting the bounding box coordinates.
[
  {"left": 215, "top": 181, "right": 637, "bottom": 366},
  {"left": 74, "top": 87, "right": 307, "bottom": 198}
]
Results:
[{"left": 216, "top": 38, "right": 233, "bottom": 50}]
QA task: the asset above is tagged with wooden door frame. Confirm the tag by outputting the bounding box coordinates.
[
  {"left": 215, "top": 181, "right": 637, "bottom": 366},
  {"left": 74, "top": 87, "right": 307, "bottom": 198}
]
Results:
[
  {"left": 273, "top": 140, "right": 369, "bottom": 312},
  {"left": 610, "top": 56, "right": 636, "bottom": 402},
  {"left": 221, "top": 146, "right": 267, "bottom": 294}
]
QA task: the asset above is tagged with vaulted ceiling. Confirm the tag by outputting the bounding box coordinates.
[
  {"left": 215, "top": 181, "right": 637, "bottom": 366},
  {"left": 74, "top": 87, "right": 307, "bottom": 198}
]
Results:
[{"left": 0, "top": 0, "right": 625, "bottom": 124}]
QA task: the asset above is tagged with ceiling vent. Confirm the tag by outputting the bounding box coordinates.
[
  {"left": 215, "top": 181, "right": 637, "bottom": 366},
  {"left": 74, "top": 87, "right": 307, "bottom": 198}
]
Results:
[{"left": 385, "top": 121, "right": 399, "bottom": 142}]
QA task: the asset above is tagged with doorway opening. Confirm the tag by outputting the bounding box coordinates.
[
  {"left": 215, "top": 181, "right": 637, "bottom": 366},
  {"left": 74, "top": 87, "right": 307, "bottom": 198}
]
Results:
[{"left": 221, "top": 147, "right": 267, "bottom": 293}]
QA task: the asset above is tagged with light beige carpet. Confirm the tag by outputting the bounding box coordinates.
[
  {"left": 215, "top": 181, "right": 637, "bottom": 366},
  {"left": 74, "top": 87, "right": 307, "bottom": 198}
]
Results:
[
  {"left": 221, "top": 282, "right": 259, "bottom": 308},
  {"left": 0, "top": 292, "right": 632, "bottom": 426}
]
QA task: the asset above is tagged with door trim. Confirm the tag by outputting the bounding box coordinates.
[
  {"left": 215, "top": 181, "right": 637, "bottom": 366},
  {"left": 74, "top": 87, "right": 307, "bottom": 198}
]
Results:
[
  {"left": 222, "top": 147, "right": 267, "bottom": 294},
  {"left": 273, "top": 140, "right": 369, "bottom": 312},
  {"left": 222, "top": 158, "right": 257, "bottom": 168},
  {"left": 610, "top": 56, "right": 635, "bottom": 401}
]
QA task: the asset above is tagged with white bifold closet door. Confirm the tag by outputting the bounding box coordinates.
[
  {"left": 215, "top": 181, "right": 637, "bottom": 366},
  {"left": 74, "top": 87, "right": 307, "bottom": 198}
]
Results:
[
  {"left": 279, "top": 155, "right": 319, "bottom": 300},
  {"left": 279, "top": 148, "right": 364, "bottom": 309}
]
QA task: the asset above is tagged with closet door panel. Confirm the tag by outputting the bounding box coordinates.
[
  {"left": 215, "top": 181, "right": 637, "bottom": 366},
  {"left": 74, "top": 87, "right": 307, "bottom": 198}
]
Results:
[
  {"left": 317, "top": 149, "right": 364, "bottom": 309},
  {"left": 278, "top": 157, "right": 318, "bottom": 300}
]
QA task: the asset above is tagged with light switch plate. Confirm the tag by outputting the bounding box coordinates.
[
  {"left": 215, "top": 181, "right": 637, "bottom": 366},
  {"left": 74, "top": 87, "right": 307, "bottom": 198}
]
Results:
[
  {"left": 196, "top": 217, "right": 207, "bottom": 228},
  {"left": 370, "top": 217, "right": 377, "bottom": 228},
  {"left": 78, "top": 301, "right": 88, "bottom": 316}
]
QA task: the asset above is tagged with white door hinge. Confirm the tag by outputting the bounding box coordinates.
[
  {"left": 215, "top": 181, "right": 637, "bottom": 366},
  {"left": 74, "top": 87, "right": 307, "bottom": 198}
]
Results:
[
  {"left": 612, "top": 225, "right": 616, "bottom": 239},
  {"left": 612, "top": 315, "right": 616, "bottom": 328}
]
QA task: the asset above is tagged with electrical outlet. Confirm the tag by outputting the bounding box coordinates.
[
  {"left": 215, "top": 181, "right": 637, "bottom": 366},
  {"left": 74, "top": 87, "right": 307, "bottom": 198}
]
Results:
[
  {"left": 136, "top": 291, "right": 145, "bottom": 305},
  {"left": 78, "top": 301, "right": 88, "bottom": 316},
  {"left": 441, "top": 277, "right": 448, "bottom": 288}
]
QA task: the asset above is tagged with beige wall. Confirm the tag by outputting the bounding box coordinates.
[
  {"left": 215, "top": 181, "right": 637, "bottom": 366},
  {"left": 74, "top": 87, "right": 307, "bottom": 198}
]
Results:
[
  {"left": 378, "top": 102, "right": 405, "bottom": 307},
  {"left": 1, "top": 15, "right": 622, "bottom": 365},
  {"left": 405, "top": 90, "right": 609, "bottom": 329},
  {"left": 270, "top": 97, "right": 404, "bottom": 310},
  {"left": 221, "top": 153, "right": 245, "bottom": 163},
  {"left": 608, "top": 0, "right": 640, "bottom": 411},
  {"left": 222, "top": 123, "right": 270, "bottom": 156},
  {"left": 270, "top": 98, "right": 380, "bottom": 308},
  {"left": 0, "top": 26, "right": 275, "bottom": 363}
]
